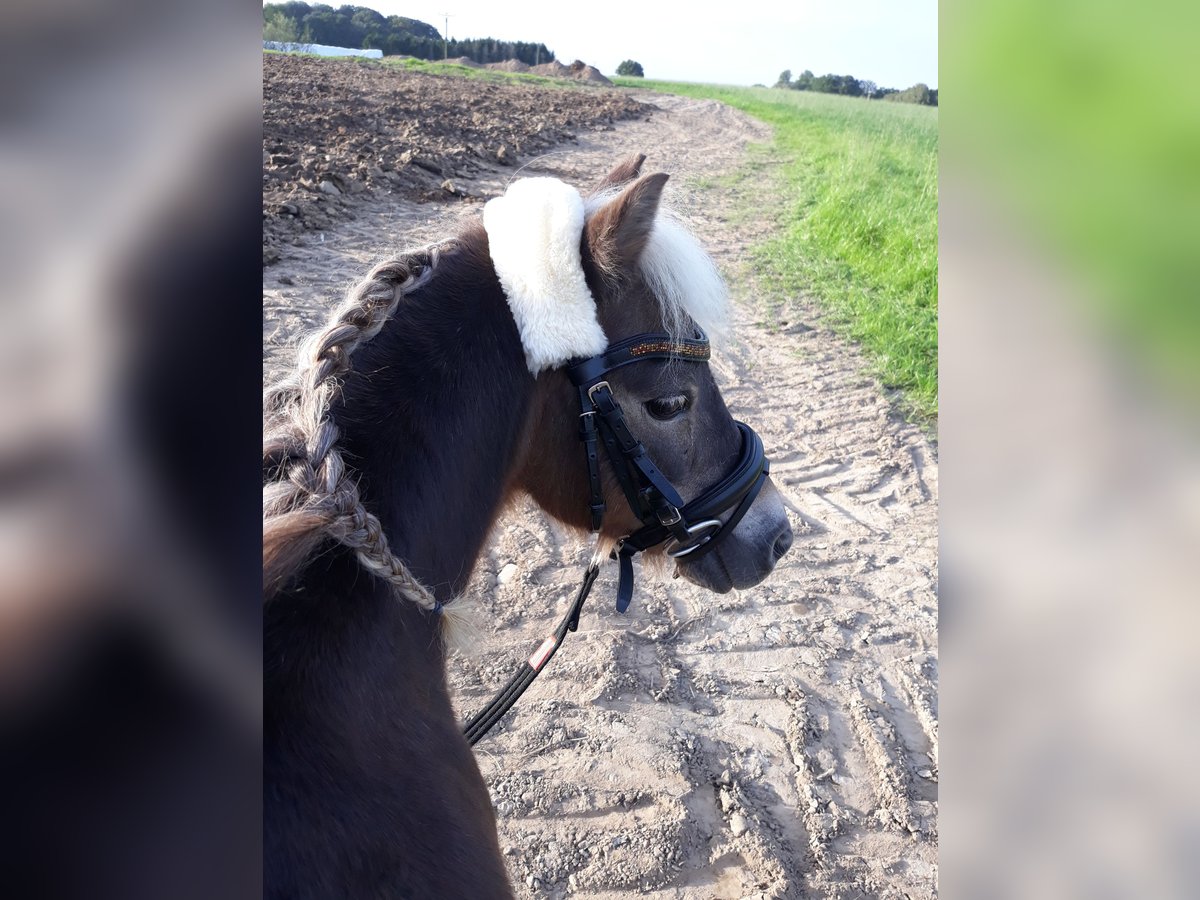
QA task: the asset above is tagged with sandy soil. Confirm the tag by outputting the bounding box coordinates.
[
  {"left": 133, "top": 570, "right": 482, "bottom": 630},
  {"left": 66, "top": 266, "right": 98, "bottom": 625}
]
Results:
[{"left": 264, "top": 90, "right": 939, "bottom": 899}]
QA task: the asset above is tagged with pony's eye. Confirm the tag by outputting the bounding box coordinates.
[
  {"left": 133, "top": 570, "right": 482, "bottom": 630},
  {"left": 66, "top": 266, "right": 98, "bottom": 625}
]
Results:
[{"left": 645, "top": 395, "right": 690, "bottom": 420}]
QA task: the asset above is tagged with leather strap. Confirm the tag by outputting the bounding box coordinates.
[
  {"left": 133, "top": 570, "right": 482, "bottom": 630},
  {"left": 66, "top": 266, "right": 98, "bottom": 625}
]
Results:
[
  {"left": 615, "top": 544, "right": 637, "bottom": 613},
  {"left": 567, "top": 331, "right": 710, "bottom": 386},
  {"left": 462, "top": 329, "right": 776, "bottom": 747},
  {"left": 588, "top": 383, "right": 689, "bottom": 540},
  {"left": 679, "top": 462, "right": 769, "bottom": 562},
  {"left": 578, "top": 403, "right": 605, "bottom": 531},
  {"left": 463, "top": 563, "right": 599, "bottom": 746}
]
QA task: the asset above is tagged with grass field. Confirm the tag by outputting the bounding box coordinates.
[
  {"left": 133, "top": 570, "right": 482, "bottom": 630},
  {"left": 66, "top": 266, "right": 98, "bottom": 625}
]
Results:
[
  {"left": 616, "top": 78, "right": 939, "bottom": 422},
  {"left": 378, "top": 56, "right": 571, "bottom": 88}
]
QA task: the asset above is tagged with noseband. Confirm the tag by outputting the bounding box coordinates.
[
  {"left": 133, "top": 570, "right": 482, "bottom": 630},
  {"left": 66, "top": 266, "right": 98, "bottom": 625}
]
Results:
[{"left": 567, "top": 328, "right": 771, "bottom": 612}]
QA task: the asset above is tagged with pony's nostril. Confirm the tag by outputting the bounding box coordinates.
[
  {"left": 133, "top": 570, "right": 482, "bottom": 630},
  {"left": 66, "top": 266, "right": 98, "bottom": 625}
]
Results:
[{"left": 772, "top": 527, "right": 794, "bottom": 561}]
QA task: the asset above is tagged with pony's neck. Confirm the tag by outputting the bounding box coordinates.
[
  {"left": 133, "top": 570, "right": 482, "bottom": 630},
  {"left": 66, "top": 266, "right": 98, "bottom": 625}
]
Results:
[{"left": 334, "top": 233, "right": 536, "bottom": 600}]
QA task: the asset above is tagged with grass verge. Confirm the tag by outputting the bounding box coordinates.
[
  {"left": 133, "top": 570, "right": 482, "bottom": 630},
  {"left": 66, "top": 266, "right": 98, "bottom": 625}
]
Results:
[
  {"left": 378, "top": 57, "right": 571, "bottom": 88},
  {"left": 616, "top": 78, "right": 938, "bottom": 423}
]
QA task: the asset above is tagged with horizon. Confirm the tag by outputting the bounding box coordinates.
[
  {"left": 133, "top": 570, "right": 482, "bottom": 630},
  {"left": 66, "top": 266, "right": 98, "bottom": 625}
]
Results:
[{"left": 263, "top": 0, "right": 938, "bottom": 91}]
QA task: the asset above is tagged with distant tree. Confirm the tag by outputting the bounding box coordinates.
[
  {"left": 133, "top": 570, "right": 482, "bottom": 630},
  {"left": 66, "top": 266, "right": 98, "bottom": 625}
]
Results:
[
  {"left": 386, "top": 14, "right": 440, "bottom": 42},
  {"left": 350, "top": 8, "right": 383, "bottom": 31},
  {"left": 300, "top": 8, "right": 354, "bottom": 47},
  {"left": 350, "top": 7, "right": 384, "bottom": 46},
  {"left": 839, "top": 74, "right": 864, "bottom": 96},
  {"left": 777, "top": 68, "right": 887, "bottom": 98},
  {"left": 884, "top": 82, "right": 936, "bottom": 106},
  {"left": 616, "top": 59, "right": 644, "bottom": 77},
  {"left": 263, "top": 8, "right": 300, "bottom": 43},
  {"left": 262, "top": 4, "right": 552, "bottom": 63}
]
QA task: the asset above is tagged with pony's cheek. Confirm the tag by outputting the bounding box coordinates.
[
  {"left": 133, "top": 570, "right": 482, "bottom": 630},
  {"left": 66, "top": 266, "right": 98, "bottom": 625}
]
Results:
[{"left": 634, "top": 415, "right": 696, "bottom": 481}]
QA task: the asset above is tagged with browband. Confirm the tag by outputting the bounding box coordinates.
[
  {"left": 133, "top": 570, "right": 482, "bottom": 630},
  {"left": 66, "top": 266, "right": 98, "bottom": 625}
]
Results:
[{"left": 567, "top": 330, "right": 710, "bottom": 387}]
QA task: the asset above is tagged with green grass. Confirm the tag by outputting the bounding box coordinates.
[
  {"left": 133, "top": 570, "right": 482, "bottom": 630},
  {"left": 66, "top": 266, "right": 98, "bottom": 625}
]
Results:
[
  {"left": 615, "top": 77, "right": 939, "bottom": 422},
  {"left": 378, "top": 56, "right": 575, "bottom": 88}
]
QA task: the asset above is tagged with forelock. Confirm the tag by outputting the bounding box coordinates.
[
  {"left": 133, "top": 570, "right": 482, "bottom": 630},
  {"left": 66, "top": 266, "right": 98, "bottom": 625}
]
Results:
[{"left": 585, "top": 191, "right": 731, "bottom": 343}]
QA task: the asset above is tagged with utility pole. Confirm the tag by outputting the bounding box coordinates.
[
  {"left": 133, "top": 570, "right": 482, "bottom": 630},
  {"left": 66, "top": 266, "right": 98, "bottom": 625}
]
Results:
[{"left": 440, "top": 12, "right": 452, "bottom": 60}]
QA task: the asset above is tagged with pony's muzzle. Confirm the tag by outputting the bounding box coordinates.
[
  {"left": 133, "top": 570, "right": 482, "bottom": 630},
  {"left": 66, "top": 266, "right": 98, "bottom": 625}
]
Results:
[{"left": 675, "top": 479, "right": 792, "bottom": 593}]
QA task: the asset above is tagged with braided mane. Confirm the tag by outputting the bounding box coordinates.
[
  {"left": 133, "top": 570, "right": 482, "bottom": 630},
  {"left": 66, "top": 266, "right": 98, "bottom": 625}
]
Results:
[{"left": 262, "top": 247, "right": 450, "bottom": 621}]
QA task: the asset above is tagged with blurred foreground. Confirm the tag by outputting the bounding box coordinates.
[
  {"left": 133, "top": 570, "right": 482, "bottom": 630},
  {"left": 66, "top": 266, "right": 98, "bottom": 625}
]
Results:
[
  {"left": 942, "top": 0, "right": 1200, "bottom": 895},
  {"left": 1, "top": 2, "right": 261, "bottom": 897},
  {"left": 0, "top": 0, "right": 1196, "bottom": 896}
]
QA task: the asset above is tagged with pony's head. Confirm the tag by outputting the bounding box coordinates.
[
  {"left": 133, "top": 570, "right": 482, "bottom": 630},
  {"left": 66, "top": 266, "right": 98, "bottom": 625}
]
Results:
[
  {"left": 263, "top": 153, "right": 791, "bottom": 632},
  {"left": 509, "top": 154, "right": 793, "bottom": 593}
]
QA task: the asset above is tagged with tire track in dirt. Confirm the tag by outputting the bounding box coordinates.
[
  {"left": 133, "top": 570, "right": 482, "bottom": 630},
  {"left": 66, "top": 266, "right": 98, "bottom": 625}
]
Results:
[{"left": 263, "top": 90, "right": 938, "bottom": 899}]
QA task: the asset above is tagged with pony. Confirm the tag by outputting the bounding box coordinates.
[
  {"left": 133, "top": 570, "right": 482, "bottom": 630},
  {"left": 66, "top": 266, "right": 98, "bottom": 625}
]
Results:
[{"left": 263, "top": 154, "right": 793, "bottom": 898}]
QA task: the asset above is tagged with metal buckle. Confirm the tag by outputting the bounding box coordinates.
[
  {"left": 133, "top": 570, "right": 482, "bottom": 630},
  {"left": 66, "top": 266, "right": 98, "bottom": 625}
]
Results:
[
  {"left": 656, "top": 504, "right": 682, "bottom": 527},
  {"left": 587, "top": 381, "right": 611, "bottom": 405},
  {"left": 664, "top": 519, "right": 723, "bottom": 558}
]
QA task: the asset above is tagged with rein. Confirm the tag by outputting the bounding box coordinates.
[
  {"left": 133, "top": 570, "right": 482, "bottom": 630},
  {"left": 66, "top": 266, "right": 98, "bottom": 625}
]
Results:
[{"left": 463, "top": 328, "right": 770, "bottom": 746}]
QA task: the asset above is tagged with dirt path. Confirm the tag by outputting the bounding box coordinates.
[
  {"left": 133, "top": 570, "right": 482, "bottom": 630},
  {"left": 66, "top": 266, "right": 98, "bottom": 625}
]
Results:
[{"left": 264, "top": 92, "right": 938, "bottom": 899}]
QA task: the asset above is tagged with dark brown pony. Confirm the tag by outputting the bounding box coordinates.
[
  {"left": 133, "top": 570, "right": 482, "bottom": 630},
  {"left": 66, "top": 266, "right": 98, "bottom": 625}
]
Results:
[{"left": 264, "top": 155, "right": 792, "bottom": 898}]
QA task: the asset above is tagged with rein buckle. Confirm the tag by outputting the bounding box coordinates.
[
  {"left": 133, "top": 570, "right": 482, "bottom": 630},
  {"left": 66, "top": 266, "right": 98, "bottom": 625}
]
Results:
[{"left": 587, "top": 381, "right": 611, "bottom": 405}]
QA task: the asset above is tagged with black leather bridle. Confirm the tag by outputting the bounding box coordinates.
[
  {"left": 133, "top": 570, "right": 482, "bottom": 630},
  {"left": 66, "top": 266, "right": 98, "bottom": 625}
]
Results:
[
  {"left": 567, "top": 328, "right": 771, "bottom": 612},
  {"left": 463, "top": 328, "right": 771, "bottom": 745}
]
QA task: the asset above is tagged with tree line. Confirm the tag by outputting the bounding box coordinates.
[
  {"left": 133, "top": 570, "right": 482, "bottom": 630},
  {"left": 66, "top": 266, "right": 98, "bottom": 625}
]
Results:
[
  {"left": 263, "top": 3, "right": 555, "bottom": 66},
  {"left": 775, "top": 69, "right": 937, "bottom": 106}
]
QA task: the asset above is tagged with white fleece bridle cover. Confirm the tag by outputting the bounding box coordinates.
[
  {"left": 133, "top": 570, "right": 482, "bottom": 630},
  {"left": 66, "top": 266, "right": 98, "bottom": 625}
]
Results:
[{"left": 483, "top": 177, "right": 609, "bottom": 374}]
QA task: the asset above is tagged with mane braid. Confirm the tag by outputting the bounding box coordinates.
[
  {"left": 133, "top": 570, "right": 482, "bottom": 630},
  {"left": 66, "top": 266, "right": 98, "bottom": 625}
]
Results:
[{"left": 262, "top": 245, "right": 451, "bottom": 626}]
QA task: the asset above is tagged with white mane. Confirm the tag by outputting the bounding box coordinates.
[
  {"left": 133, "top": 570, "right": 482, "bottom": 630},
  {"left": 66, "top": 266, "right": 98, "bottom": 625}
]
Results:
[
  {"left": 584, "top": 188, "right": 730, "bottom": 344},
  {"left": 638, "top": 207, "right": 731, "bottom": 343}
]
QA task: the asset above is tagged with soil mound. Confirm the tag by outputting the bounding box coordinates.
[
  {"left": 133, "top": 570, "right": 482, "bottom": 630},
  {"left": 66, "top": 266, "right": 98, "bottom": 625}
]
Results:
[
  {"left": 531, "top": 59, "right": 613, "bottom": 85},
  {"left": 576, "top": 65, "right": 612, "bottom": 85},
  {"left": 531, "top": 61, "right": 571, "bottom": 78},
  {"left": 486, "top": 59, "right": 531, "bottom": 73}
]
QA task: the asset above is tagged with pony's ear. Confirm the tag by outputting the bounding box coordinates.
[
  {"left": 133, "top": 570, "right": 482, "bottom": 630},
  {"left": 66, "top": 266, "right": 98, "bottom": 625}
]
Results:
[
  {"left": 584, "top": 171, "right": 669, "bottom": 275},
  {"left": 591, "top": 153, "right": 646, "bottom": 193}
]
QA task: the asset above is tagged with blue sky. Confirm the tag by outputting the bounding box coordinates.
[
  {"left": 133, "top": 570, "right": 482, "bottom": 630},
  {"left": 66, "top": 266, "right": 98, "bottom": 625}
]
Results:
[{"left": 275, "top": 1, "right": 938, "bottom": 89}]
